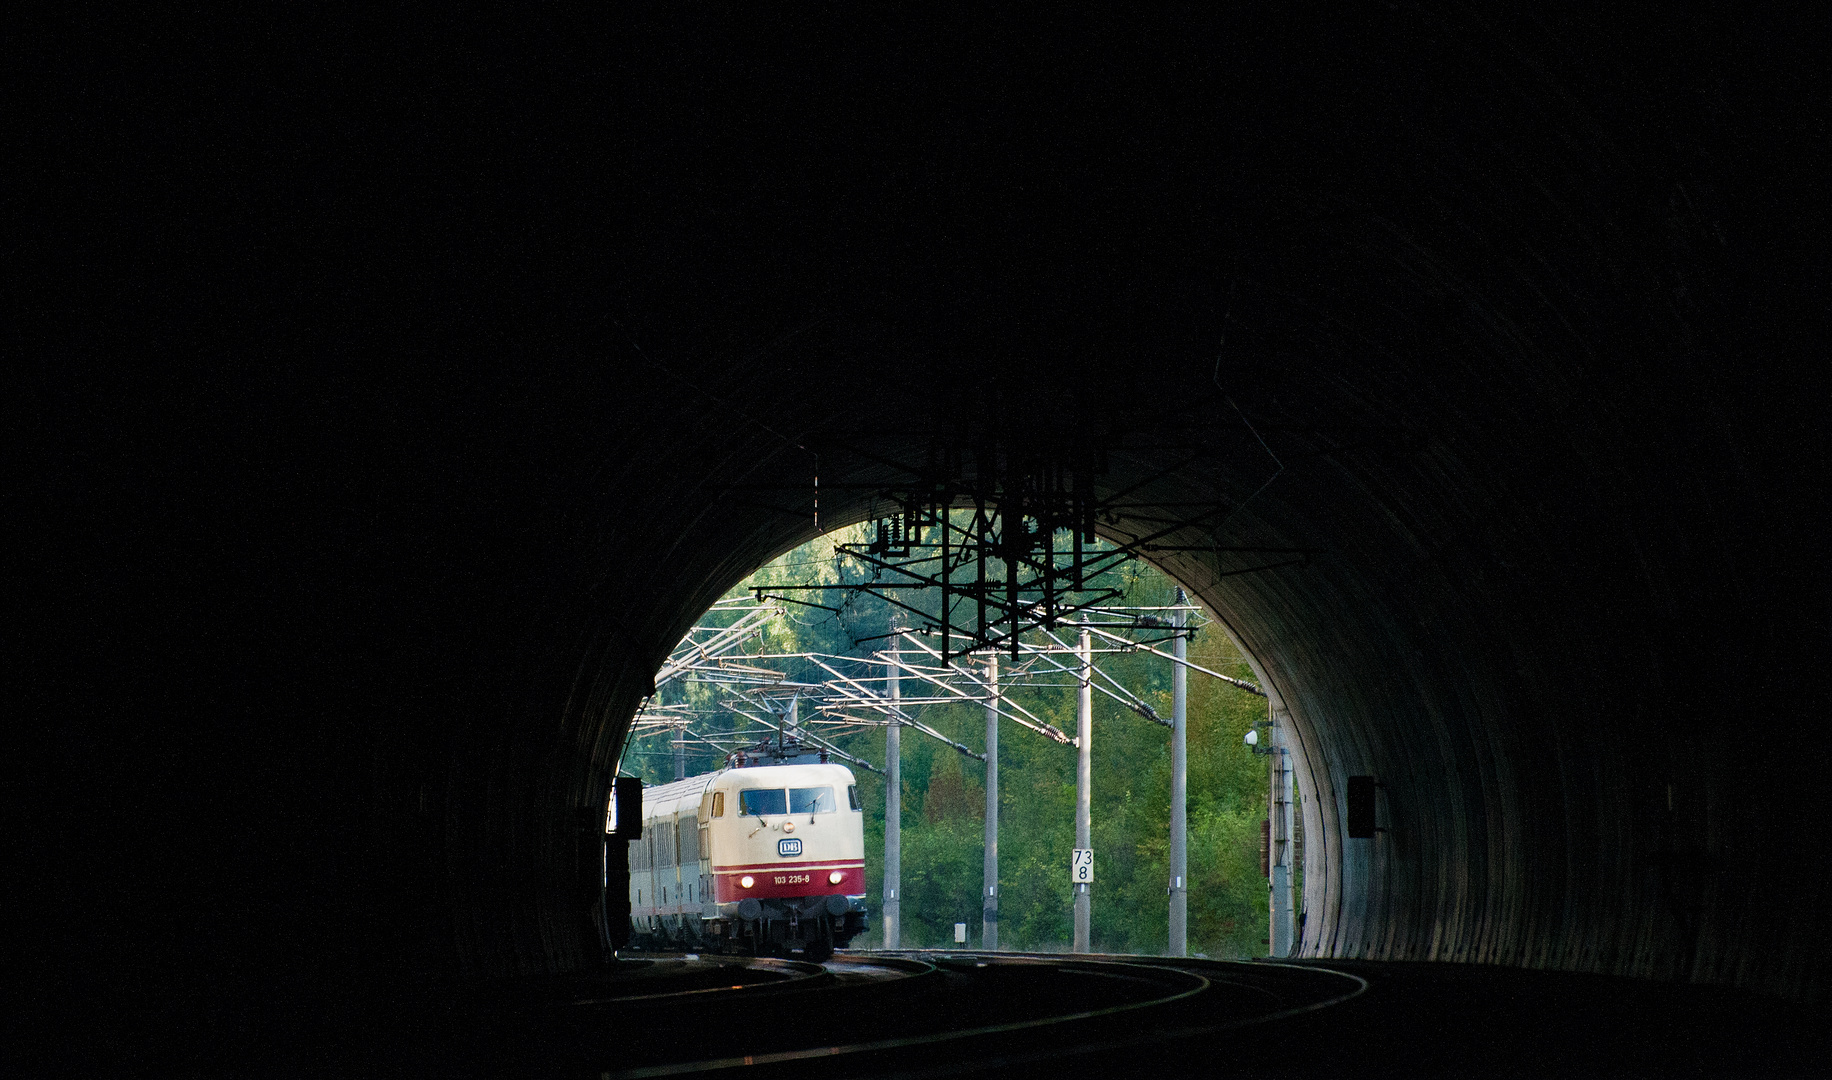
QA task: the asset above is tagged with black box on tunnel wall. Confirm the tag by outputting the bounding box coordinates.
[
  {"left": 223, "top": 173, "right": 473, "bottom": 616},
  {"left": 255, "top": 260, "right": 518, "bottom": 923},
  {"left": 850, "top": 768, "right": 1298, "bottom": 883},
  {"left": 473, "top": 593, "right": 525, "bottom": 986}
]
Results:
[
  {"left": 1347, "top": 776, "right": 1378, "bottom": 839},
  {"left": 612, "top": 777, "right": 643, "bottom": 839},
  {"left": 597, "top": 777, "right": 644, "bottom": 954},
  {"left": 603, "top": 838, "right": 631, "bottom": 951}
]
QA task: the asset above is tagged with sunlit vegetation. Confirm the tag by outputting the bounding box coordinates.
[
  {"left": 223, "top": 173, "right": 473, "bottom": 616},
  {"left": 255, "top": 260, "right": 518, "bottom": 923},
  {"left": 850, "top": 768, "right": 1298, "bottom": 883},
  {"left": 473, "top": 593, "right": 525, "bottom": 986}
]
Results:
[{"left": 627, "top": 524, "right": 1275, "bottom": 956}]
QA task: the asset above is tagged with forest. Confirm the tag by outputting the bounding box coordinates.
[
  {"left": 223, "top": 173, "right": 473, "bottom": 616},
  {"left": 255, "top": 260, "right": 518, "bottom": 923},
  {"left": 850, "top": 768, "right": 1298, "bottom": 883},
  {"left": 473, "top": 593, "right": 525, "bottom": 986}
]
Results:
[{"left": 622, "top": 523, "right": 1284, "bottom": 957}]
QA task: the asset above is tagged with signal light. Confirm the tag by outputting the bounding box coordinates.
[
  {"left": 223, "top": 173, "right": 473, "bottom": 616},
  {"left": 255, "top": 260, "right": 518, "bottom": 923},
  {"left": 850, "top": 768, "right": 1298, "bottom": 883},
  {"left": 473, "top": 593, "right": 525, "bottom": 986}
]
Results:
[
  {"left": 740, "top": 875, "right": 755, "bottom": 889},
  {"left": 828, "top": 870, "right": 844, "bottom": 885}
]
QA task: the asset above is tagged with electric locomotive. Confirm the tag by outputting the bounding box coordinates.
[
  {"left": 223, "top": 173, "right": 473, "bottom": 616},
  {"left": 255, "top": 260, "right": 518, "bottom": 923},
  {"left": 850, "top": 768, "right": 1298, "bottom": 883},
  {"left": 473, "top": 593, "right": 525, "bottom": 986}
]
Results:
[{"left": 629, "top": 741, "right": 868, "bottom": 960}]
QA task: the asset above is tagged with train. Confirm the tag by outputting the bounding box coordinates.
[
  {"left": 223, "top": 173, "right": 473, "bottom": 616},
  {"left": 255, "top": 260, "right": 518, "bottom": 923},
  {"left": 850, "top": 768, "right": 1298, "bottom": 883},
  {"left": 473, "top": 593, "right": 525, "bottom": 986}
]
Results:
[{"left": 628, "top": 744, "right": 869, "bottom": 960}]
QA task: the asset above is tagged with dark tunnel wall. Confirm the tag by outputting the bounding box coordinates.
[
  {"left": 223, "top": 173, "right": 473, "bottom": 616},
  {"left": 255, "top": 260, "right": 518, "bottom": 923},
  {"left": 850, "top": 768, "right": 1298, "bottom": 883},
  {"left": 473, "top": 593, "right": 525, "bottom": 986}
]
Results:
[{"left": 18, "top": 3, "right": 1828, "bottom": 1023}]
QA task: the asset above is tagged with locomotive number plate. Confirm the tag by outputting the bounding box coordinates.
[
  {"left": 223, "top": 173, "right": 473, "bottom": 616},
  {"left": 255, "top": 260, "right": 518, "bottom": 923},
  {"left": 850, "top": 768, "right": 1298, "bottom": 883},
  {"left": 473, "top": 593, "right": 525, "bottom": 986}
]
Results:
[
  {"left": 778, "top": 837, "right": 803, "bottom": 856},
  {"left": 776, "top": 873, "right": 812, "bottom": 885}
]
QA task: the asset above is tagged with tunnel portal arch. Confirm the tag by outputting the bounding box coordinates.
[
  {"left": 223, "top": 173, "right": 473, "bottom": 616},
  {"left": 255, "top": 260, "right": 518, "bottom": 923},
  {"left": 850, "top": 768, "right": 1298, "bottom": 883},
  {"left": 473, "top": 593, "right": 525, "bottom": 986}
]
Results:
[{"left": 510, "top": 351, "right": 1817, "bottom": 1002}]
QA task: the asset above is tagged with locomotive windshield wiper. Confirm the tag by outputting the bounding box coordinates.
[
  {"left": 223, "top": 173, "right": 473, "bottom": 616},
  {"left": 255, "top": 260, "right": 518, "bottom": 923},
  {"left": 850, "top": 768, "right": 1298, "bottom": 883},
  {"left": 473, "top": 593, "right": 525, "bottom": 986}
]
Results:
[{"left": 748, "top": 815, "right": 770, "bottom": 837}]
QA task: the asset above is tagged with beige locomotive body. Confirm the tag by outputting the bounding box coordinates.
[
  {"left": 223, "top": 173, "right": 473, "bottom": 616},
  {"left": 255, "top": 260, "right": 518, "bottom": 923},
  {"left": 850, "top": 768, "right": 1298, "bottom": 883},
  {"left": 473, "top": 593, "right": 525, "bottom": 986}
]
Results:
[{"left": 629, "top": 761, "right": 867, "bottom": 958}]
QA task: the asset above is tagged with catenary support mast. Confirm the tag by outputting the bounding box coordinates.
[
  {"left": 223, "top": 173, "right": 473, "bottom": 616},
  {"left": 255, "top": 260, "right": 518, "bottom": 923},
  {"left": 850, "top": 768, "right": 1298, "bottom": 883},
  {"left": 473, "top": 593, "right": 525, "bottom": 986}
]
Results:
[
  {"left": 982, "top": 652, "right": 999, "bottom": 949},
  {"left": 1270, "top": 707, "right": 1295, "bottom": 956},
  {"left": 883, "top": 636, "right": 902, "bottom": 949},
  {"left": 1073, "top": 624, "right": 1093, "bottom": 952},
  {"left": 1168, "top": 593, "right": 1189, "bottom": 956}
]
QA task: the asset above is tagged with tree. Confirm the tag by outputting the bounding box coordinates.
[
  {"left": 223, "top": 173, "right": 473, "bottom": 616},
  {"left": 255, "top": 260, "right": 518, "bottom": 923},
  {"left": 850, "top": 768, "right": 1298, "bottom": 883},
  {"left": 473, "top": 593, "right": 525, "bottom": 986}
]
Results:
[{"left": 630, "top": 527, "right": 1275, "bottom": 955}]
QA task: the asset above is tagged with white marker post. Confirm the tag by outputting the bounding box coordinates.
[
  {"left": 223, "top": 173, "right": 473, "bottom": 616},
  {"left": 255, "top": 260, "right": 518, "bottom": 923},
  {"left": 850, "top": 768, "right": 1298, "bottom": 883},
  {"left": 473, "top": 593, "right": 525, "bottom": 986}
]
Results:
[{"left": 1072, "top": 624, "right": 1093, "bottom": 952}]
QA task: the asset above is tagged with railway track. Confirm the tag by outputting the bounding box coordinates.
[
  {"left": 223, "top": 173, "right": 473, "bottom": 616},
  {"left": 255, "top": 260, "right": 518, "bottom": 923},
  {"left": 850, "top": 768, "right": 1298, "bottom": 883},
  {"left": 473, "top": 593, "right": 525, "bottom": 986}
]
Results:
[
  {"left": 339, "top": 951, "right": 1828, "bottom": 1078},
  {"left": 518, "top": 951, "right": 1365, "bottom": 1078}
]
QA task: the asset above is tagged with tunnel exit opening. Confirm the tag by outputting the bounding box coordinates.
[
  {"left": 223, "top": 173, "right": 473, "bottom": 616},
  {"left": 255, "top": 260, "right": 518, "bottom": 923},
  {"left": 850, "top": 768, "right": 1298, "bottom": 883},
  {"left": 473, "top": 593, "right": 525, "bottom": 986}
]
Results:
[{"left": 611, "top": 521, "right": 1305, "bottom": 964}]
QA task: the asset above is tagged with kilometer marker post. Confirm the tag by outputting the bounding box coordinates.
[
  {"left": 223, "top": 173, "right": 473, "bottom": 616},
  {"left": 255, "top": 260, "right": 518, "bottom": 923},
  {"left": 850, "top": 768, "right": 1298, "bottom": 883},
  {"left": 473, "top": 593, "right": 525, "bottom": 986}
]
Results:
[{"left": 1072, "top": 623, "right": 1093, "bottom": 953}]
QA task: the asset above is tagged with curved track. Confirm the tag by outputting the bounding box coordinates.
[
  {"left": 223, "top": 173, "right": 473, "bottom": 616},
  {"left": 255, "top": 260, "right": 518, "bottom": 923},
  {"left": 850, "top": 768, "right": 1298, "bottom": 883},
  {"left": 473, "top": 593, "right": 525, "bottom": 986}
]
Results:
[
  {"left": 568, "top": 955, "right": 839, "bottom": 1005},
  {"left": 363, "top": 952, "right": 1830, "bottom": 1078},
  {"left": 528, "top": 951, "right": 1365, "bottom": 1078}
]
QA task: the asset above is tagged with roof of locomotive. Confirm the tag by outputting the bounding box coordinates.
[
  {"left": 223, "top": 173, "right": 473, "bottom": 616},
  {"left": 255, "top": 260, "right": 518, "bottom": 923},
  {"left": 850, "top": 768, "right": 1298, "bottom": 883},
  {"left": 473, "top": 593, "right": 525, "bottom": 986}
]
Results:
[
  {"left": 716, "top": 761, "right": 856, "bottom": 786},
  {"left": 636, "top": 758, "right": 860, "bottom": 819}
]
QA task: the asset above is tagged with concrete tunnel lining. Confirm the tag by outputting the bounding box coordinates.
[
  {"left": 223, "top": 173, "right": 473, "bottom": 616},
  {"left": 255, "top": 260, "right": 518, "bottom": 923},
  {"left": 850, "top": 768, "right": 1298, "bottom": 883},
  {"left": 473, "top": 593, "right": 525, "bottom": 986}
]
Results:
[
  {"left": 521, "top": 326, "right": 1817, "bottom": 997},
  {"left": 423, "top": 157, "right": 1822, "bottom": 997}
]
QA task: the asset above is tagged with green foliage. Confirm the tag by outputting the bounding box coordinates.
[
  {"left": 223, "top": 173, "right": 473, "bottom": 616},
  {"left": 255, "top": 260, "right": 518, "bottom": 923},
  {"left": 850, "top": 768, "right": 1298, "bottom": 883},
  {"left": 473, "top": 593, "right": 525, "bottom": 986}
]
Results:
[{"left": 629, "top": 524, "right": 1275, "bottom": 957}]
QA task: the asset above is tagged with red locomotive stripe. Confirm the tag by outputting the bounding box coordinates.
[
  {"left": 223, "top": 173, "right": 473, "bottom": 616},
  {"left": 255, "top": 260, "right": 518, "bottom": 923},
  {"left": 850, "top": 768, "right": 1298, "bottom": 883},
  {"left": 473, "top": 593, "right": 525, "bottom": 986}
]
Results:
[{"left": 711, "top": 860, "right": 864, "bottom": 873}]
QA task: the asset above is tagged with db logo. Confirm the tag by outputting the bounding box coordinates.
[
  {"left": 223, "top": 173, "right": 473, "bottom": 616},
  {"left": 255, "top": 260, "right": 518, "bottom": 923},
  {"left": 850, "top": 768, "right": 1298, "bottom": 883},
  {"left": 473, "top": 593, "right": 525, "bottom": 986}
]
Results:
[{"left": 778, "top": 838, "right": 803, "bottom": 856}]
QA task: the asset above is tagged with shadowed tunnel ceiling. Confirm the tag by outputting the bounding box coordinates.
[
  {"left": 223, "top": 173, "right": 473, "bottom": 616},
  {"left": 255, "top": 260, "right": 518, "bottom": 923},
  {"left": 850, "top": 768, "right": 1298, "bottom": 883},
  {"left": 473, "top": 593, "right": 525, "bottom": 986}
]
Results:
[{"left": 22, "top": 3, "right": 1827, "bottom": 1022}]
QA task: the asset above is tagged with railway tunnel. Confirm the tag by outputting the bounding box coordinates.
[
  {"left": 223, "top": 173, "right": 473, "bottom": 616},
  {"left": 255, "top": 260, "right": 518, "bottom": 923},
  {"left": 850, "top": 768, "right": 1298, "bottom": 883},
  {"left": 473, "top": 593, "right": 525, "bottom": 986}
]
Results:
[
  {"left": 527, "top": 316, "right": 1820, "bottom": 994},
  {"left": 21, "top": 4, "right": 1827, "bottom": 1073}
]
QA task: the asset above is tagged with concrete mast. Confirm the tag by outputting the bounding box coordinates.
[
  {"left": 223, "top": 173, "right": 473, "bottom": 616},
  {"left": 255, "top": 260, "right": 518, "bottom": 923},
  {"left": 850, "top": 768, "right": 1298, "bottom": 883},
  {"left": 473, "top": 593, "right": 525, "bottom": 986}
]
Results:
[
  {"left": 1168, "top": 593, "right": 1189, "bottom": 956},
  {"left": 1270, "top": 706, "right": 1295, "bottom": 956},
  {"left": 982, "top": 651, "right": 999, "bottom": 950},
  {"left": 1073, "top": 623, "right": 1093, "bottom": 952},
  {"left": 883, "top": 636, "right": 902, "bottom": 949}
]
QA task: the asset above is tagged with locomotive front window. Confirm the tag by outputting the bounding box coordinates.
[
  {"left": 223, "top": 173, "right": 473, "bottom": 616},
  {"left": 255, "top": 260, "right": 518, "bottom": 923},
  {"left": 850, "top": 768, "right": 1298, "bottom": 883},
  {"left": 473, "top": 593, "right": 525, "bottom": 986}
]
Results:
[
  {"left": 789, "top": 786, "right": 836, "bottom": 814},
  {"left": 739, "top": 788, "right": 787, "bottom": 816}
]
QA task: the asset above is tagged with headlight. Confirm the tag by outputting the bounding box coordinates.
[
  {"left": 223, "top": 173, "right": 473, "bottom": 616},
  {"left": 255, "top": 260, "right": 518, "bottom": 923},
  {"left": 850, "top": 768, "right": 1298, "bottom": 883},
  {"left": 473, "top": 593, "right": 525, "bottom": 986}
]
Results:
[
  {"left": 828, "top": 870, "right": 844, "bottom": 885},
  {"left": 782, "top": 822, "right": 794, "bottom": 833},
  {"left": 739, "top": 875, "right": 755, "bottom": 889}
]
